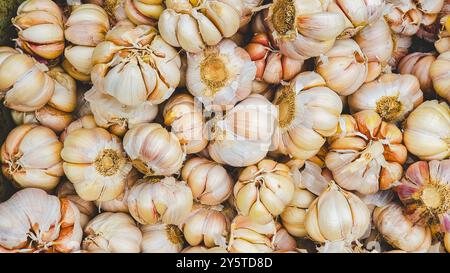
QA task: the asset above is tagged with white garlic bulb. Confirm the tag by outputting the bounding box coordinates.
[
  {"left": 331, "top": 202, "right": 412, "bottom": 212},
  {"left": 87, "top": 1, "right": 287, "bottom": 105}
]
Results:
[
  {"left": 141, "top": 224, "right": 184, "bottom": 253},
  {"left": 273, "top": 225, "right": 297, "bottom": 251},
  {"left": 61, "top": 127, "right": 133, "bottom": 201},
  {"left": 0, "top": 188, "right": 82, "bottom": 253},
  {"left": 430, "top": 51, "right": 450, "bottom": 102},
  {"left": 181, "top": 157, "right": 233, "bottom": 206},
  {"left": 63, "top": 45, "right": 95, "bottom": 82},
  {"left": 60, "top": 114, "right": 97, "bottom": 143},
  {"left": 228, "top": 216, "right": 276, "bottom": 253},
  {"left": 398, "top": 52, "right": 436, "bottom": 97}
]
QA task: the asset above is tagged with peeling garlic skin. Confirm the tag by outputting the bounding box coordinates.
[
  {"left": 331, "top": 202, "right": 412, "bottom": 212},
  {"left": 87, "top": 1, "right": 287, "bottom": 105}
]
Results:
[
  {"left": 228, "top": 216, "right": 276, "bottom": 253},
  {"left": 0, "top": 188, "right": 82, "bottom": 253},
  {"left": 141, "top": 224, "right": 184, "bottom": 253},
  {"left": 373, "top": 203, "right": 432, "bottom": 253},
  {"left": 430, "top": 51, "right": 450, "bottom": 102},
  {"left": 0, "top": 124, "right": 64, "bottom": 191}
]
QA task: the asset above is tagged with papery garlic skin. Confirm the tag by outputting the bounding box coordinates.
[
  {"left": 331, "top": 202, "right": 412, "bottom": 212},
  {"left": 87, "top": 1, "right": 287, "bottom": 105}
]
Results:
[
  {"left": 0, "top": 188, "right": 82, "bottom": 253},
  {"left": 436, "top": 15, "right": 450, "bottom": 53},
  {"left": 316, "top": 39, "right": 368, "bottom": 96},
  {"left": 396, "top": 160, "right": 450, "bottom": 233},
  {"left": 271, "top": 72, "right": 343, "bottom": 160},
  {"left": 183, "top": 205, "right": 229, "bottom": 247},
  {"left": 207, "top": 94, "right": 277, "bottom": 167},
  {"left": 163, "top": 93, "right": 208, "bottom": 154},
  {"left": 273, "top": 225, "right": 297, "bottom": 251},
  {"left": 389, "top": 34, "right": 412, "bottom": 68},
  {"left": 1, "top": 124, "right": 63, "bottom": 191},
  {"left": 326, "top": 110, "right": 407, "bottom": 194},
  {"left": 305, "top": 182, "right": 371, "bottom": 243},
  {"left": 403, "top": 100, "right": 450, "bottom": 160},
  {"left": 430, "top": 51, "right": 450, "bottom": 102},
  {"left": 228, "top": 216, "right": 276, "bottom": 253},
  {"left": 91, "top": 23, "right": 181, "bottom": 106},
  {"left": 182, "top": 246, "right": 228, "bottom": 253},
  {"left": 127, "top": 177, "right": 193, "bottom": 225},
  {"left": 186, "top": 39, "right": 256, "bottom": 108},
  {"left": 123, "top": 123, "right": 185, "bottom": 176},
  {"left": 13, "top": 0, "right": 65, "bottom": 59},
  {"left": 60, "top": 114, "right": 98, "bottom": 143},
  {"left": 141, "top": 224, "right": 184, "bottom": 253},
  {"left": 83, "top": 212, "right": 142, "bottom": 253},
  {"left": 398, "top": 52, "right": 436, "bottom": 97},
  {"left": 85, "top": 88, "right": 158, "bottom": 137},
  {"left": 158, "top": 0, "right": 243, "bottom": 53},
  {"left": 373, "top": 203, "right": 432, "bottom": 252},
  {"left": 348, "top": 74, "right": 423, "bottom": 122},
  {"left": 234, "top": 159, "right": 294, "bottom": 224},
  {"left": 0, "top": 47, "right": 54, "bottom": 112},
  {"left": 181, "top": 157, "right": 233, "bottom": 205},
  {"left": 61, "top": 127, "right": 133, "bottom": 202}
]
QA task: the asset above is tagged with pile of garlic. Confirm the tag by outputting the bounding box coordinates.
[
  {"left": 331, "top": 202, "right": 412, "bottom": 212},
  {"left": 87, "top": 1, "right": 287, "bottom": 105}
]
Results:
[{"left": 0, "top": 0, "right": 449, "bottom": 253}]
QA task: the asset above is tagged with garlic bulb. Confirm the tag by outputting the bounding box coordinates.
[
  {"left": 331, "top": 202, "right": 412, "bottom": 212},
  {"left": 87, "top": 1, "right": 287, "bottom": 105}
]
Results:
[
  {"left": 83, "top": 212, "right": 142, "bottom": 253},
  {"left": 273, "top": 224, "right": 297, "bottom": 251},
  {"left": 63, "top": 46, "right": 95, "bottom": 82},
  {"left": 123, "top": 0, "right": 164, "bottom": 25},
  {"left": 436, "top": 15, "right": 450, "bottom": 53},
  {"left": 316, "top": 39, "right": 368, "bottom": 96},
  {"left": 12, "top": 0, "right": 65, "bottom": 59},
  {"left": 60, "top": 114, "right": 98, "bottom": 143},
  {"left": 91, "top": 23, "right": 181, "bottom": 106},
  {"left": 389, "top": 34, "right": 412, "bottom": 67},
  {"left": 158, "top": 0, "right": 243, "bottom": 53},
  {"left": 207, "top": 94, "right": 277, "bottom": 167},
  {"left": 183, "top": 205, "right": 229, "bottom": 247},
  {"left": 326, "top": 110, "right": 407, "bottom": 194},
  {"left": 61, "top": 127, "right": 133, "bottom": 201},
  {"left": 430, "top": 51, "right": 450, "bottom": 102},
  {"left": 253, "top": 0, "right": 346, "bottom": 60},
  {"left": 271, "top": 72, "right": 343, "bottom": 160},
  {"left": 373, "top": 203, "right": 432, "bottom": 252},
  {"left": 163, "top": 93, "right": 208, "bottom": 154},
  {"left": 396, "top": 160, "right": 450, "bottom": 233},
  {"left": 141, "top": 224, "right": 184, "bottom": 253},
  {"left": 123, "top": 123, "right": 185, "bottom": 176},
  {"left": 234, "top": 159, "right": 294, "bottom": 224},
  {"left": 182, "top": 246, "right": 228, "bottom": 253},
  {"left": 305, "top": 182, "right": 371, "bottom": 243},
  {"left": 57, "top": 181, "right": 97, "bottom": 228},
  {"left": 11, "top": 110, "right": 38, "bottom": 126},
  {"left": 355, "top": 18, "right": 394, "bottom": 82},
  {"left": 398, "top": 52, "right": 436, "bottom": 96},
  {"left": 403, "top": 100, "right": 450, "bottom": 160},
  {"left": 228, "top": 216, "right": 276, "bottom": 253},
  {"left": 348, "top": 74, "right": 423, "bottom": 122},
  {"left": 0, "top": 188, "right": 82, "bottom": 253},
  {"left": 181, "top": 157, "right": 233, "bottom": 205},
  {"left": 127, "top": 176, "right": 193, "bottom": 225},
  {"left": 85, "top": 88, "right": 158, "bottom": 137},
  {"left": 1, "top": 124, "right": 63, "bottom": 190},
  {"left": 246, "top": 33, "right": 304, "bottom": 85},
  {"left": 0, "top": 47, "right": 54, "bottom": 112},
  {"left": 186, "top": 39, "right": 256, "bottom": 108}
]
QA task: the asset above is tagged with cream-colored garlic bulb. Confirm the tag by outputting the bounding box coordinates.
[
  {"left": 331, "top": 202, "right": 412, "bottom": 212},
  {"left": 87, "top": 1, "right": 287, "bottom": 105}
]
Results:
[
  {"left": 398, "top": 52, "right": 436, "bottom": 96},
  {"left": 273, "top": 224, "right": 297, "bottom": 251},
  {"left": 12, "top": 0, "right": 65, "bottom": 59},
  {"left": 1, "top": 124, "right": 63, "bottom": 191},
  {"left": 123, "top": 123, "right": 184, "bottom": 176},
  {"left": 373, "top": 203, "right": 432, "bottom": 252},
  {"left": 326, "top": 110, "right": 407, "bottom": 194},
  {"left": 158, "top": 0, "right": 244, "bottom": 53},
  {"left": 127, "top": 176, "right": 193, "bottom": 225},
  {"left": 271, "top": 72, "right": 343, "bottom": 160},
  {"left": 207, "top": 94, "right": 277, "bottom": 167},
  {"left": 436, "top": 15, "right": 450, "bottom": 53},
  {"left": 316, "top": 39, "right": 368, "bottom": 96},
  {"left": 228, "top": 216, "right": 276, "bottom": 253},
  {"left": 0, "top": 47, "right": 54, "bottom": 112},
  {"left": 10, "top": 110, "right": 38, "bottom": 126},
  {"left": 141, "top": 224, "right": 184, "bottom": 253},
  {"left": 83, "top": 212, "right": 142, "bottom": 253},
  {"left": 305, "top": 182, "right": 371, "bottom": 243},
  {"left": 181, "top": 157, "right": 233, "bottom": 205},
  {"left": 348, "top": 74, "right": 423, "bottom": 122},
  {"left": 163, "top": 93, "right": 208, "bottom": 154},
  {"left": 63, "top": 45, "right": 95, "bottom": 82},
  {"left": 246, "top": 33, "right": 304, "bottom": 85},
  {"left": 85, "top": 88, "right": 158, "bottom": 137},
  {"left": 234, "top": 159, "right": 294, "bottom": 224},
  {"left": 182, "top": 246, "right": 228, "bottom": 253},
  {"left": 60, "top": 114, "right": 97, "bottom": 143},
  {"left": 403, "top": 100, "right": 450, "bottom": 160},
  {"left": 183, "top": 205, "right": 229, "bottom": 247},
  {"left": 355, "top": 18, "right": 394, "bottom": 82},
  {"left": 57, "top": 181, "right": 97, "bottom": 228},
  {"left": 252, "top": 0, "right": 346, "bottom": 60},
  {"left": 91, "top": 23, "right": 181, "bottom": 106},
  {"left": 61, "top": 127, "right": 133, "bottom": 201},
  {"left": 186, "top": 39, "right": 256, "bottom": 108},
  {"left": 430, "top": 51, "right": 450, "bottom": 102},
  {"left": 0, "top": 188, "right": 82, "bottom": 253}
]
